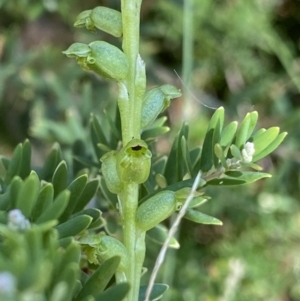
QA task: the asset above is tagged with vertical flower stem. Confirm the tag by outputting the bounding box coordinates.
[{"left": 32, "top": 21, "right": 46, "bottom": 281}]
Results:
[
  {"left": 119, "top": 185, "right": 143, "bottom": 301},
  {"left": 121, "top": 0, "right": 143, "bottom": 144},
  {"left": 119, "top": 1, "right": 145, "bottom": 301}
]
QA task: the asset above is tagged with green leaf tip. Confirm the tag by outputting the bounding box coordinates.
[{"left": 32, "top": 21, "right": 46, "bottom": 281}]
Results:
[{"left": 184, "top": 209, "right": 223, "bottom": 226}]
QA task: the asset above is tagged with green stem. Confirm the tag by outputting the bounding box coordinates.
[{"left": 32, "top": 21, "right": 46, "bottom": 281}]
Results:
[
  {"left": 121, "top": 0, "right": 143, "bottom": 144},
  {"left": 119, "top": 185, "right": 145, "bottom": 301},
  {"left": 119, "top": 1, "right": 145, "bottom": 301}
]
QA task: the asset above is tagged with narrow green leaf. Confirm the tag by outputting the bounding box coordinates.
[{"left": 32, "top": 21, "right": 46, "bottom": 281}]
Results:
[
  {"left": 72, "top": 208, "right": 103, "bottom": 229},
  {"left": 73, "top": 156, "right": 100, "bottom": 169},
  {"left": 56, "top": 215, "right": 92, "bottom": 238},
  {"left": 80, "top": 270, "right": 90, "bottom": 286},
  {"left": 212, "top": 119, "right": 223, "bottom": 167},
  {"left": 208, "top": 107, "right": 225, "bottom": 131},
  {"left": 188, "top": 196, "right": 208, "bottom": 208},
  {"left": 164, "top": 123, "right": 188, "bottom": 183},
  {"left": 99, "top": 177, "right": 118, "bottom": 208},
  {"left": 114, "top": 105, "right": 122, "bottom": 141},
  {"left": 52, "top": 161, "right": 68, "bottom": 198},
  {"left": 138, "top": 284, "right": 169, "bottom": 301},
  {"left": 155, "top": 174, "right": 167, "bottom": 189},
  {"left": 253, "top": 131, "right": 287, "bottom": 162},
  {"left": 0, "top": 190, "right": 10, "bottom": 211},
  {"left": 147, "top": 224, "right": 180, "bottom": 249},
  {"left": 251, "top": 128, "right": 266, "bottom": 140},
  {"left": 194, "top": 129, "right": 214, "bottom": 172},
  {"left": 214, "top": 144, "right": 227, "bottom": 167},
  {"left": 62, "top": 242, "right": 81, "bottom": 267},
  {"left": 235, "top": 113, "right": 251, "bottom": 149},
  {"left": 0, "top": 156, "right": 10, "bottom": 171},
  {"left": 15, "top": 171, "right": 40, "bottom": 218},
  {"left": 207, "top": 171, "right": 271, "bottom": 186},
  {"left": 143, "top": 156, "right": 167, "bottom": 194},
  {"left": 35, "top": 190, "right": 70, "bottom": 224},
  {"left": 60, "top": 174, "right": 88, "bottom": 222},
  {"left": 40, "top": 143, "right": 62, "bottom": 181},
  {"left": 74, "top": 256, "right": 121, "bottom": 301},
  {"left": 247, "top": 111, "right": 258, "bottom": 138},
  {"left": 230, "top": 144, "right": 242, "bottom": 160},
  {"left": 97, "top": 143, "right": 112, "bottom": 152},
  {"left": 19, "top": 139, "right": 31, "bottom": 179},
  {"left": 9, "top": 176, "right": 23, "bottom": 209},
  {"left": 49, "top": 282, "right": 69, "bottom": 301},
  {"left": 104, "top": 110, "right": 122, "bottom": 142},
  {"left": 56, "top": 263, "right": 79, "bottom": 301},
  {"left": 144, "top": 116, "right": 168, "bottom": 130},
  {"left": 31, "top": 184, "right": 54, "bottom": 222},
  {"left": 59, "top": 237, "right": 74, "bottom": 249},
  {"left": 140, "top": 176, "right": 206, "bottom": 205},
  {"left": 72, "top": 208, "right": 101, "bottom": 220},
  {"left": 152, "top": 156, "right": 167, "bottom": 176},
  {"left": 73, "top": 280, "right": 83, "bottom": 299},
  {"left": 91, "top": 116, "right": 106, "bottom": 159},
  {"left": 25, "top": 228, "right": 42, "bottom": 262},
  {"left": 184, "top": 209, "right": 222, "bottom": 225},
  {"left": 73, "top": 178, "right": 100, "bottom": 213},
  {"left": 240, "top": 161, "right": 263, "bottom": 171},
  {"left": 189, "top": 147, "right": 201, "bottom": 170},
  {"left": 181, "top": 136, "right": 193, "bottom": 175},
  {"left": 0, "top": 211, "right": 7, "bottom": 224},
  {"left": 252, "top": 127, "right": 280, "bottom": 157},
  {"left": 4, "top": 143, "right": 22, "bottom": 186},
  {"left": 95, "top": 283, "right": 130, "bottom": 301},
  {"left": 141, "top": 126, "right": 170, "bottom": 141},
  {"left": 91, "top": 114, "right": 109, "bottom": 145},
  {"left": 220, "top": 121, "right": 238, "bottom": 148},
  {"left": 88, "top": 217, "right": 106, "bottom": 230},
  {"left": 196, "top": 108, "right": 224, "bottom": 172}
]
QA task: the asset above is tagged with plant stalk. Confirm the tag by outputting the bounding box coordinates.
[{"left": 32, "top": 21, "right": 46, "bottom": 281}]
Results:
[
  {"left": 119, "top": 1, "right": 145, "bottom": 301},
  {"left": 121, "top": 0, "right": 143, "bottom": 144}
]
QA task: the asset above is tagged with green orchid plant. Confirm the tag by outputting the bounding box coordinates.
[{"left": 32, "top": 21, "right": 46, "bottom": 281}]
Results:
[{"left": 0, "top": 1, "right": 286, "bottom": 301}]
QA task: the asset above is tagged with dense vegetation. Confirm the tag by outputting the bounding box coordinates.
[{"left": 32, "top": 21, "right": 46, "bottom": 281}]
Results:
[{"left": 0, "top": 0, "right": 299, "bottom": 300}]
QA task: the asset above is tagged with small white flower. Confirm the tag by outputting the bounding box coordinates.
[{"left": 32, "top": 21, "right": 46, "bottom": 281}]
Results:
[
  {"left": 0, "top": 272, "right": 16, "bottom": 297},
  {"left": 8, "top": 209, "right": 31, "bottom": 231},
  {"left": 241, "top": 142, "right": 255, "bottom": 163},
  {"left": 226, "top": 158, "right": 241, "bottom": 169},
  {"left": 244, "top": 142, "right": 255, "bottom": 156}
]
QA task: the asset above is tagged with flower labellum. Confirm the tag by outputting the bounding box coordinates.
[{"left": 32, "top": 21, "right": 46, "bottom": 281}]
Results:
[{"left": 117, "top": 139, "right": 152, "bottom": 184}]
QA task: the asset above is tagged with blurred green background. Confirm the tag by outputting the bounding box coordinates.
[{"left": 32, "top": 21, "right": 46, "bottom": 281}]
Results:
[{"left": 0, "top": 0, "right": 300, "bottom": 300}]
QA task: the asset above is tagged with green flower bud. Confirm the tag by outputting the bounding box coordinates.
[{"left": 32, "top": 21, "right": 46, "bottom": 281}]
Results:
[
  {"left": 117, "top": 139, "right": 152, "bottom": 184},
  {"left": 100, "top": 151, "right": 123, "bottom": 194},
  {"left": 98, "top": 235, "right": 129, "bottom": 272},
  {"left": 141, "top": 84, "right": 181, "bottom": 128},
  {"left": 88, "top": 41, "right": 129, "bottom": 80},
  {"left": 136, "top": 191, "right": 177, "bottom": 231},
  {"left": 91, "top": 7, "right": 122, "bottom": 37},
  {"left": 63, "top": 41, "right": 129, "bottom": 81},
  {"left": 160, "top": 84, "right": 182, "bottom": 98},
  {"left": 74, "top": 10, "right": 94, "bottom": 31},
  {"left": 74, "top": 7, "right": 122, "bottom": 38},
  {"left": 62, "top": 43, "right": 91, "bottom": 58},
  {"left": 79, "top": 234, "right": 129, "bottom": 272}
]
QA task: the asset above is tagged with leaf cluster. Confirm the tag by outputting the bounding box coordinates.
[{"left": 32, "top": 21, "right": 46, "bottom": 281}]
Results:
[{"left": 0, "top": 140, "right": 132, "bottom": 301}]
